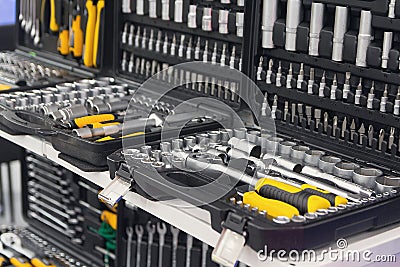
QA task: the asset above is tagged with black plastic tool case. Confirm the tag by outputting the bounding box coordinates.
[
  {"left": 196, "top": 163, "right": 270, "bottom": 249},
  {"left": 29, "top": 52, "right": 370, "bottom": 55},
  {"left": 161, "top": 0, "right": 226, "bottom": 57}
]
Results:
[
  {"left": 105, "top": 0, "right": 400, "bottom": 259},
  {"left": 4, "top": 151, "right": 116, "bottom": 267}
]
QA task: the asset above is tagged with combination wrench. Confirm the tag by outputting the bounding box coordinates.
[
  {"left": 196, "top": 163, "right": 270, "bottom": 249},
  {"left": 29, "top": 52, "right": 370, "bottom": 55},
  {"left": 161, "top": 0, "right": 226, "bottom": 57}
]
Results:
[
  {"left": 135, "top": 225, "right": 144, "bottom": 267},
  {"left": 146, "top": 222, "right": 155, "bottom": 267},
  {"left": 157, "top": 222, "right": 167, "bottom": 267},
  {"left": 126, "top": 226, "right": 133, "bottom": 267},
  {"left": 171, "top": 226, "right": 180, "bottom": 267}
]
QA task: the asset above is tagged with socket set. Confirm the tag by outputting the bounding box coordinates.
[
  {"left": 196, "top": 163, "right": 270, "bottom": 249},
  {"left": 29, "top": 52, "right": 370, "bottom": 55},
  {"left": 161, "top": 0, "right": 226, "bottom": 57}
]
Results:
[
  {"left": 22, "top": 152, "right": 117, "bottom": 267},
  {"left": 251, "top": 1, "right": 400, "bottom": 179},
  {"left": 0, "top": 51, "right": 80, "bottom": 88},
  {"left": 107, "top": 127, "right": 400, "bottom": 265},
  {"left": 0, "top": 76, "right": 221, "bottom": 169},
  {"left": 116, "top": 201, "right": 244, "bottom": 267}
]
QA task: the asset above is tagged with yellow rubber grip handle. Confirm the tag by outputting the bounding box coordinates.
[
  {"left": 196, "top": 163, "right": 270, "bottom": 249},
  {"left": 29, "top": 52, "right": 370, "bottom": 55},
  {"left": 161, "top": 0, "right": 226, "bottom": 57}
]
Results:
[
  {"left": 10, "top": 258, "right": 33, "bottom": 267},
  {"left": 95, "top": 131, "right": 145, "bottom": 142},
  {"left": 100, "top": 210, "right": 117, "bottom": 230},
  {"left": 256, "top": 178, "right": 331, "bottom": 213},
  {"left": 57, "top": 29, "right": 70, "bottom": 55},
  {"left": 70, "top": 15, "right": 84, "bottom": 57},
  {"left": 49, "top": 0, "right": 59, "bottom": 32},
  {"left": 243, "top": 191, "right": 300, "bottom": 218},
  {"left": 30, "top": 258, "right": 56, "bottom": 267},
  {"left": 90, "top": 122, "right": 120, "bottom": 128},
  {"left": 0, "top": 257, "right": 7, "bottom": 266},
  {"left": 83, "top": 0, "right": 97, "bottom": 67},
  {"left": 74, "top": 114, "right": 116, "bottom": 128},
  {"left": 93, "top": 0, "right": 105, "bottom": 68},
  {"left": 300, "top": 184, "right": 348, "bottom": 206}
]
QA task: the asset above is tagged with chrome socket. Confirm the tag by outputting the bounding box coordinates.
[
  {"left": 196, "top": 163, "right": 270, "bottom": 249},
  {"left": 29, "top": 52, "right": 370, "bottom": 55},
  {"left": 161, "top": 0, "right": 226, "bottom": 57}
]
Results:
[
  {"left": 318, "top": 155, "right": 341, "bottom": 174},
  {"left": 333, "top": 162, "right": 360, "bottom": 180},
  {"left": 304, "top": 150, "right": 325, "bottom": 167}
]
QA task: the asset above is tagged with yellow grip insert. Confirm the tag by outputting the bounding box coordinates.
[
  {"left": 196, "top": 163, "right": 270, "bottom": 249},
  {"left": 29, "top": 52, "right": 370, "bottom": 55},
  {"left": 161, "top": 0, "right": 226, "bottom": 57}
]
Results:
[
  {"left": 57, "top": 29, "right": 69, "bottom": 55},
  {"left": 101, "top": 210, "right": 117, "bottom": 230},
  {"left": 70, "top": 15, "right": 84, "bottom": 57},
  {"left": 49, "top": 0, "right": 59, "bottom": 32},
  {"left": 243, "top": 191, "right": 300, "bottom": 218},
  {"left": 10, "top": 258, "right": 33, "bottom": 267},
  {"left": 74, "top": 114, "right": 116, "bottom": 128},
  {"left": 300, "top": 184, "right": 348, "bottom": 206},
  {"left": 83, "top": 0, "right": 97, "bottom": 67},
  {"left": 93, "top": 0, "right": 105, "bottom": 68},
  {"left": 95, "top": 131, "right": 145, "bottom": 142},
  {"left": 30, "top": 258, "right": 56, "bottom": 267}
]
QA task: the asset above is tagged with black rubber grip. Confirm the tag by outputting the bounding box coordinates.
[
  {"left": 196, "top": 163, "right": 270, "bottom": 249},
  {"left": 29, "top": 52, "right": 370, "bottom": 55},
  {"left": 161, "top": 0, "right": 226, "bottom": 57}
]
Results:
[
  {"left": 303, "top": 188, "right": 336, "bottom": 206},
  {"left": 258, "top": 185, "right": 310, "bottom": 214}
]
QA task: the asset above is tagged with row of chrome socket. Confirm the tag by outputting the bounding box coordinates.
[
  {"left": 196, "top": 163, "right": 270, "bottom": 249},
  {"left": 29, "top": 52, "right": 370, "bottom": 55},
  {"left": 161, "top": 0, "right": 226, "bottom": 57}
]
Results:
[
  {"left": 121, "top": 54, "right": 240, "bottom": 102},
  {"left": 122, "top": 0, "right": 245, "bottom": 37},
  {"left": 257, "top": 59, "right": 400, "bottom": 116},
  {"left": 261, "top": 0, "right": 396, "bottom": 70},
  {"left": 0, "top": 51, "right": 69, "bottom": 86},
  {"left": 121, "top": 23, "right": 242, "bottom": 69},
  {"left": 264, "top": 92, "right": 400, "bottom": 156}
]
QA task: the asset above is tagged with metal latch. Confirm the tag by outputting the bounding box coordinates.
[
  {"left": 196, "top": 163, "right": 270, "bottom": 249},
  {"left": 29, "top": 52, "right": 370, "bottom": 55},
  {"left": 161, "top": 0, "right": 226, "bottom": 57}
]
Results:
[
  {"left": 98, "top": 165, "right": 133, "bottom": 207},
  {"left": 212, "top": 213, "right": 247, "bottom": 267}
]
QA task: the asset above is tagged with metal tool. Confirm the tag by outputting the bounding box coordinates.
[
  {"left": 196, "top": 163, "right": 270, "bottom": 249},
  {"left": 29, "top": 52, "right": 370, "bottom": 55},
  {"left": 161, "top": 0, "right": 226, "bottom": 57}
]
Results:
[
  {"left": 382, "top": 0, "right": 396, "bottom": 68},
  {"left": 262, "top": 0, "right": 278, "bottom": 48},
  {"left": 285, "top": 0, "right": 302, "bottom": 51},
  {"left": 171, "top": 226, "right": 180, "bottom": 267},
  {"left": 146, "top": 222, "right": 155, "bottom": 267},
  {"left": 157, "top": 222, "right": 167, "bottom": 267},
  {"left": 135, "top": 225, "right": 144, "bottom": 267},
  {"left": 309, "top": 2, "right": 324, "bottom": 56},
  {"left": 126, "top": 226, "right": 133, "bottom": 267},
  {"left": 356, "top": 10, "right": 372, "bottom": 67},
  {"left": 201, "top": 242, "right": 209, "bottom": 267},
  {"left": 332, "top": 6, "right": 348, "bottom": 62},
  {"left": 186, "top": 235, "right": 193, "bottom": 267}
]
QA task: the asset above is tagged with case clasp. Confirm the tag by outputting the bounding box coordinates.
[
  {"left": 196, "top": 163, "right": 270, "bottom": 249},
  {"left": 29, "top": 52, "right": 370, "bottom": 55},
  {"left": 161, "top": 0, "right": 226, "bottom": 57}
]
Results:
[
  {"left": 98, "top": 165, "right": 133, "bottom": 207},
  {"left": 212, "top": 213, "right": 247, "bottom": 267}
]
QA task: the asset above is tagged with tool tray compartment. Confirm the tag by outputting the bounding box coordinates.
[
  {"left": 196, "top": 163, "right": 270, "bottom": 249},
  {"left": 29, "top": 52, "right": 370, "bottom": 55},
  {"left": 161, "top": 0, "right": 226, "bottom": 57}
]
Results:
[{"left": 0, "top": 151, "right": 117, "bottom": 267}]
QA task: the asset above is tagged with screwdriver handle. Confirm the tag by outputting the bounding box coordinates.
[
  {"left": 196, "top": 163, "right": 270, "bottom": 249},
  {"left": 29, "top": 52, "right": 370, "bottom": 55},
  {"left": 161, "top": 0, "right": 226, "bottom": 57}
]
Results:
[
  {"left": 256, "top": 177, "right": 332, "bottom": 213},
  {"left": 83, "top": 0, "right": 97, "bottom": 67},
  {"left": 49, "top": 0, "right": 60, "bottom": 33},
  {"left": 301, "top": 186, "right": 348, "bottom": 206},
  {"left": 70, "top": 15, "right": 84, "bottom": 57},
  {"left": 93, "top": 0, "right": 105, "bottom": 68},
  {"left": 243, "top": 191, "right": 300, "bottom": 218}
]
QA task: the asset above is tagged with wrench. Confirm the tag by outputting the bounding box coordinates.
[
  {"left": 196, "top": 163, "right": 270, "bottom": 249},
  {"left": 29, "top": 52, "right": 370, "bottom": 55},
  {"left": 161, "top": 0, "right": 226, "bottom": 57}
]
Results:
[
  {"left": 201, "top": 242, "right": 208, "bottom": 267},
  {"left": 126, "top": 226, "right": 133, "bottom": 267},
  {"left": 185, "top": 235, "right": 193, "bottom": 267},
  {"left": 146, "top": 222, "right": 155, "bottom": 267},
  {"left": 30, "top": 0, "right": 36, "bottom": 38},
  {"left": 26, "top": 0, "right": 33, "bottom": 33},
  {"left": 157, "top": 222, "right": 167, "bottom": 267},
  {"left": 170, "top": 226, "right": 180, "bottom": 267},
  {"left": 19, "top": 0, "right": 24, "bottom": 22},
  {"left": 135, "top": 225, "right": 144, "bottom": 267}
]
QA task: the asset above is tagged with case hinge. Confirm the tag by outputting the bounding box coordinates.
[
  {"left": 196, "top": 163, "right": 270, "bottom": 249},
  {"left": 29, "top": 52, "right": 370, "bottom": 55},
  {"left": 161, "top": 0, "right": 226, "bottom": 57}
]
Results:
[
  {"left": 98, "top": 164, "right": 133, "bottom": 207},
  {"left": 212, "top": 212, "right": 247, "bottom": 267}
]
